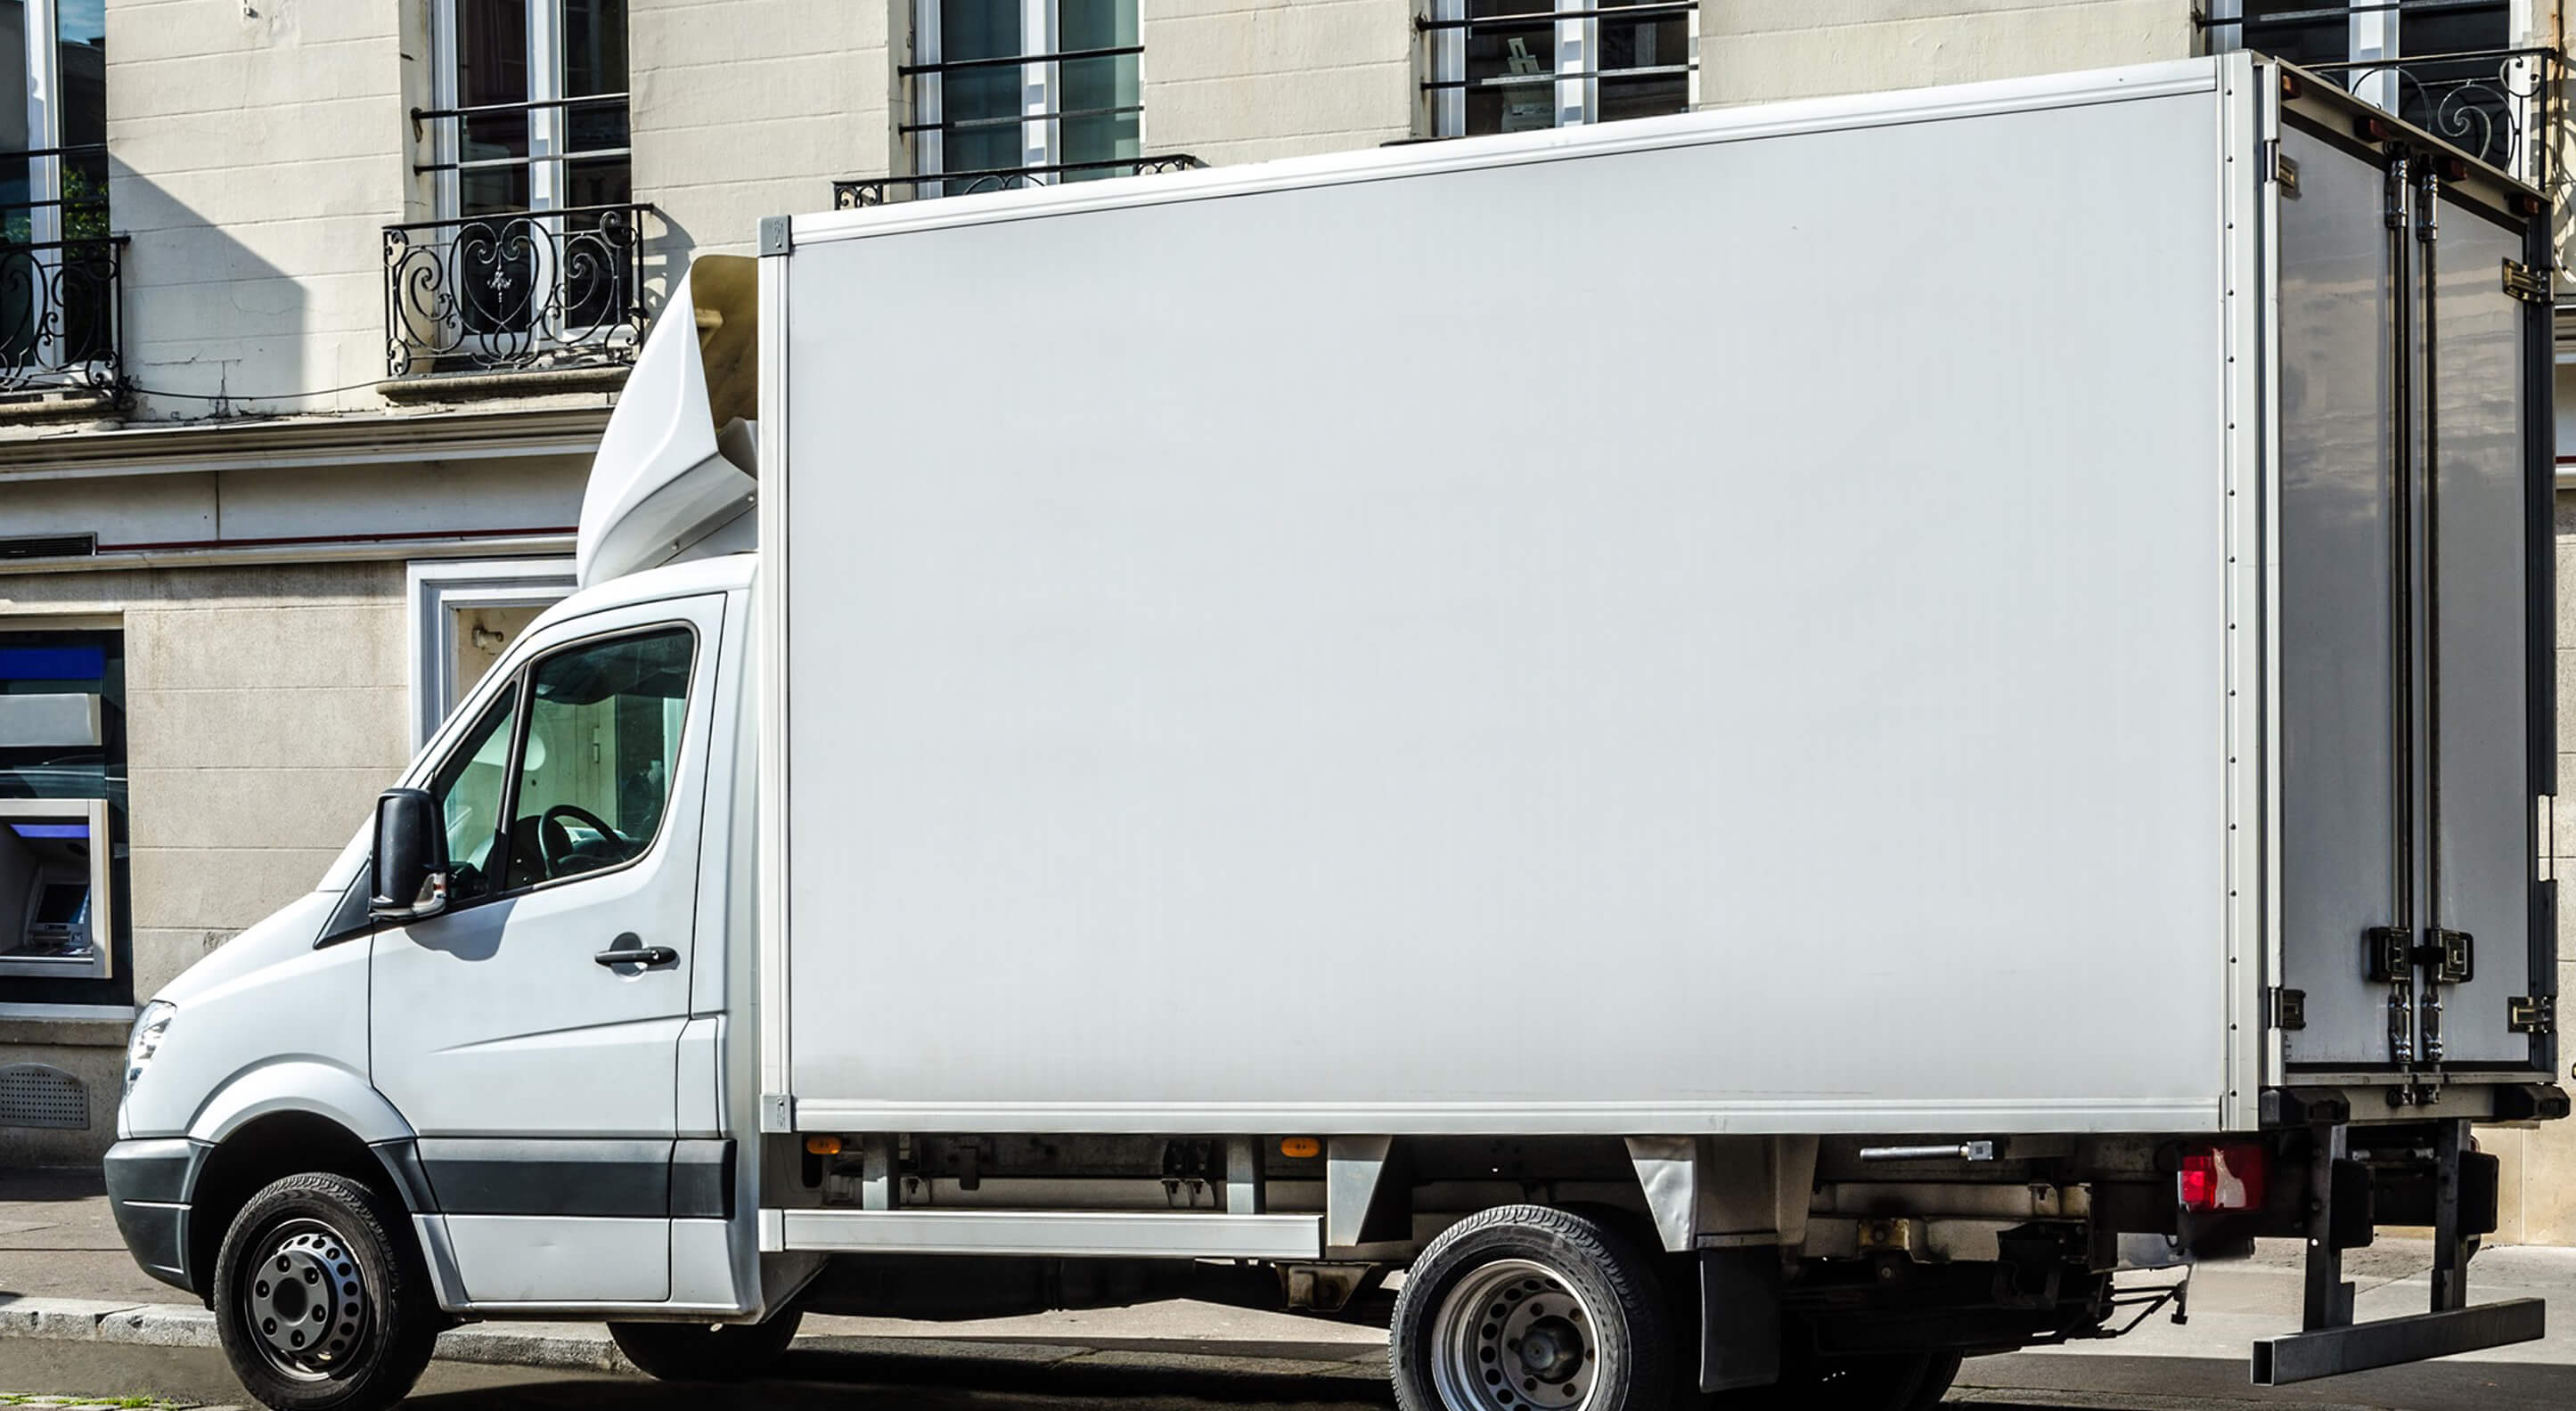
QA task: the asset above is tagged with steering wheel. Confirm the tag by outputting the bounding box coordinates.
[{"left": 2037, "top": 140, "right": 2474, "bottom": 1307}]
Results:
[{"left": 537, "top": 803, "right": 627, "bottom": 874}]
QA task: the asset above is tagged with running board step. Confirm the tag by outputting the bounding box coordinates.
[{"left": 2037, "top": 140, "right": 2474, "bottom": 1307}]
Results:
[
  {"left": 763, "top": 1208, "right": 1323, "bottom": 1259},
  {"left": 2252, "top": 1299, "right": 2546, "bottom": 1385}
]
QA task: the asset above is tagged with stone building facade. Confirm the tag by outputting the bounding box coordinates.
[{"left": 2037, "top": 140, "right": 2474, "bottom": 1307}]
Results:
[{"left": 3, "top": 0, "right": 2575, "bottom": 1237}]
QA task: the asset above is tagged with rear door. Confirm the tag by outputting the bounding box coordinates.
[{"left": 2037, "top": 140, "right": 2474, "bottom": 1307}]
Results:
[
  {"left": 2274, "top": 108, "right": 2552, "bottom": 1080},
  {"left": 2422, "top": 170, "right": 2546, "bottom": 1067}
]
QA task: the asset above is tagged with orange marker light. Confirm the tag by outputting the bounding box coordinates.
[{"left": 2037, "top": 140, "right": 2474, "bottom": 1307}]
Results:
[
  {"left": 806, "top": 1135, "right": 844, "bottom": 1156},
  {"left": 1280, "top": 1137, "right": 1321, "bottom": 1159}
]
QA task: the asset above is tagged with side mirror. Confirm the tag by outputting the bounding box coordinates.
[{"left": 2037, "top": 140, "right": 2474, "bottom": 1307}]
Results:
[{"left": 370, "top": 787, "right": 454, "bottom": 922}]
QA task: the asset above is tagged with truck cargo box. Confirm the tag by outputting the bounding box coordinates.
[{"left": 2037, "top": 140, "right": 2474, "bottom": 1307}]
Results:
[{"left": 753, "top": 54, "right": 2556, "bottom": 1139}]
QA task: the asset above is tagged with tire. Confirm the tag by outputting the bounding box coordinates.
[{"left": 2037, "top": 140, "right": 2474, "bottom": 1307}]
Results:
[
  {"left": 1902, "top": 1350, "right": 1962, "bottom": 1410},
  {"left": 1391, "top": 1203, "right": 1672, "bottom": 1411},
  {"left": 210, "top": 1172, "right": 439, "bottom": 1411},
  {"left": 608, "top": 1308, "right": 804, "bottom": 1382}
]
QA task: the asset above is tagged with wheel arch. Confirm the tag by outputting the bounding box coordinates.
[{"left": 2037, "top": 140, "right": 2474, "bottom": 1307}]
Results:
[{"left": 183, "top": 1072, "right": 430, "bottom": 1301}]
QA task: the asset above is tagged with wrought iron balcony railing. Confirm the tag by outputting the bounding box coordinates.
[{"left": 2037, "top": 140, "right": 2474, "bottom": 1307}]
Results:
[
  {"left": 383, "top": 202, "right": 653, "bottom": 378},
  {"left": 0, "top": 236, "right": 127, "bottom": 400},
  {"left": 2300, "top": 47, "right": 2560, "bottom": 191},
  {"left": 834, "top": 155, "right": 1206, "bottom": 209}
]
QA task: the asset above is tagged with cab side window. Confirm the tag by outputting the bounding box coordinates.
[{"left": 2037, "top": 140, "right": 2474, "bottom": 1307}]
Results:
[
  {"left": 423, "top": 687, "right": 519, "bottom": 907},
  {"left": 504, "top": 628, "right": 695, "bottom": 889}
]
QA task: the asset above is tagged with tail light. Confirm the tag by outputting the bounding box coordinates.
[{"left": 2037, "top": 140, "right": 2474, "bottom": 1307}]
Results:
[{"left": 2179, "top": 1142, "right": 2269, "bottom": 1212}]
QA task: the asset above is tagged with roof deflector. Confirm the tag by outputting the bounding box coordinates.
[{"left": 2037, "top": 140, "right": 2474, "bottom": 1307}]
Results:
[{"left": 576, "top": 255, "right": 760, "bottom": 588}]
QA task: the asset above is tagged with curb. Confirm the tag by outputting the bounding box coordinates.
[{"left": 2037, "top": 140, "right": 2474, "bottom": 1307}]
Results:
[{"left": 0, "top": 1297, "right": 1393, "bottom": 1398}]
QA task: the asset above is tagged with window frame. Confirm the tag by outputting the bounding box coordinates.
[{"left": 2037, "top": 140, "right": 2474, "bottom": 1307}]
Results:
[
  {"left": 419, "top": 619, "right": 702, "bottom": 917},
  {"left": 1422, "top": 0, "right": 1698, "bottom": 140},
  {"left": 2202, "top": 1, "right": 2529, "bottom": 104},
  {"left": 0, "top": 797, "right": 112, "bottom": 982},
  {"left": 405, "top": 558, "right": 578, "bottom": 752},
  {"left": 905, "top": 0, "right": 1144, "bottom": 184}
]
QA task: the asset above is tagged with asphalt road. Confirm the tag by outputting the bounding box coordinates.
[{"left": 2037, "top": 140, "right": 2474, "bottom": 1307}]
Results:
[{"left": 11, "top": 1340, "right": 2576, "bottom": 1411}]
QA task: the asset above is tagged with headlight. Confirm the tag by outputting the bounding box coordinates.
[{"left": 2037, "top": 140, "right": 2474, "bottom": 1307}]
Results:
[{"left": 126, "top": 1000, "right": 175, "bottom": 1096}]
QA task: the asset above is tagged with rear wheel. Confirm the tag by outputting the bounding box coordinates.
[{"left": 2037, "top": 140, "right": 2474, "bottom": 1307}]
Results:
[
  {"left": 210, "top": 1172, "right": 439, "bottom": 1411},
  {"left": 609, "top": 1308, "right": 804, "bottom": 1382},
  {"left": 1391, "top": 1203, "right": 1672, "bottom": 1411}
]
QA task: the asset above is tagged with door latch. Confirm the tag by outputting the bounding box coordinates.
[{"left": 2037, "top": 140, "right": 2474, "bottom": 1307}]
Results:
[
  {"left": 2504, "top": 258, "right": 2550, "bottom": 304},
  {"left": 2508, "top": 996, "right": 2556, "bottom": 1035}
]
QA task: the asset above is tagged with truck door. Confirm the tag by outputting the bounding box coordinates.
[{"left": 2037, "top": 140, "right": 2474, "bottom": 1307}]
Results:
[
  {"left": 2275, "top": 118, "right": 2551, "bottom": 1081},
  {"left": 370, "top": 593, "right": 724, "bottom": 1304}
]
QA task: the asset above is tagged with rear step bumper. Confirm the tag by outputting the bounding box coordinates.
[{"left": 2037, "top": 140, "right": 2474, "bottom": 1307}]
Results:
[{"left": 2253, "top": 1298, "right": 2545, "bottom": 1385}]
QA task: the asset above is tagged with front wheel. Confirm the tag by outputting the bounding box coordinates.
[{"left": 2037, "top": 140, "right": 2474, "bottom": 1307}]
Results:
[
  {"left": 210, "top": 1172, "right": 440, "bottom": 1411},
  {"left": 1391, "top": 1203, "right": 1672, "bottom": 1411},
  {"left": 608, "top": 1308, "right": 804, "bottom": 1382}
]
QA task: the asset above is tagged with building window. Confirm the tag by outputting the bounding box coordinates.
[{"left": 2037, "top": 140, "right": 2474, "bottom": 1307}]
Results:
[
  {"left": 2204, "top": 2, "right": 2531, "bottom": 177},
  {"left": 3, "top": 0, "right": 104, "bottom": 245},
  {"left": 392, "top": 1, "right": 642, "bottom": 374},
  {"left": 0, "top": 630, "right": 125, "bottom": 999},
  {"left": 4, "top": 0, "right": 118, "bottom": 396},
  {"left": 405, "top": 559, "right": 577, "bottom": 749},
  {"left": 1424, "top": 0, "right": 1696, "bottom": 138},
  {"left": 905, "top": 0, "right": 1142, "bottom": 190}
]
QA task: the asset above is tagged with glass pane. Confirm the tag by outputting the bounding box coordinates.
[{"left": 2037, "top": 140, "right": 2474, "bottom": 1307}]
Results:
[
  {"left": 55, "top": 0, "right": 105, "bottom": 148},
  {"left": 457, "top": 0, "right": 530, "bottom": 168},
  {"left": 508, "top": 629, "right": 693, "bottom": 887},
  {"left": 1599, "top": 0, "right": 1684, "bottom": 85},
  {"left": 1059, "top": 52, "right": 1140, "bottom": 174},
  {"left": 425, "top": 686, "right": 519, "bottom": 907},
  {"left": 935, "top": 0, "right": 1022, "bottom": 183},
  {"left": 2239, "top": 0, "right": 2347, "bottom": 69},
  {"left": 568, "top": 102, "right": 629, "bottom": 154},
  {"left": 1598, "top": 71, "right": 1687, "bottom": 125},
  {"left": 2404, "top": 1, "right": 2509, "bottom": 58},
  {"left": 1059, "top": 0, "right": 1139, "bottom": 175},
  {"left": 4, "top": 2, "right": 32, "bottom": 246},
  {"left": 562, "top": 0, "right": 627, "bottom": 96},
  {"left": 942, "top": 0, "right": 1020, "bottom": 62},
  {"left": 565, "top": 154, "right": 631, "bottom": 210},
  {"left": 1466, "top": 0, "right": 1557, "bottom": 135},
  {"left": 461, "top": 165, "right": 530, "bottom": 218}
]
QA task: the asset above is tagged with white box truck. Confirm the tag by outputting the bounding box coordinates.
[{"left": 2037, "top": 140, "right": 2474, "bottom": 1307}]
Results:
[{"left": 107, "top": 53, "right": 2565, "bottom": 1411}]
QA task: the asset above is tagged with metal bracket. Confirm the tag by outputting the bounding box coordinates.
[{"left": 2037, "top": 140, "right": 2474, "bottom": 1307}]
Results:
[
  {"left": 2424, "top": 929, "right": 2474, "bottom": 984},
  {"left": 2503, "top": 257, "right": 2550, "bottom": 304},
  {"left": 2269, "top": 143, "right": 2300, "bottom": 197},
  {"left": 2507, "top": 995, "right": 2556, "bottom": 1035},
  {"left": 2268, "top": 988, "right": 2308, "bottom": 1032},
  {"left": 2365, "top": 926, "right": 2412, "bottom": 983},
  {"left": 760, "top": 1092, "right": 795, "bottom": 1133},
  {"left": 759, "top": 216, "right": 794, "bottom": 257}
]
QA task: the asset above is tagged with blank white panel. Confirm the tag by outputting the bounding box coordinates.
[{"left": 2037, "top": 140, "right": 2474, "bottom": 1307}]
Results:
[{"left": 781, "top": 78, "right": 2235, "bottom": 1132}]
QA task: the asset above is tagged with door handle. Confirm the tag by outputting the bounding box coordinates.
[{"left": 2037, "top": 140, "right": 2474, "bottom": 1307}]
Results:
[{"left": 595, "top": 934, "right": 679, "bottom": 968}]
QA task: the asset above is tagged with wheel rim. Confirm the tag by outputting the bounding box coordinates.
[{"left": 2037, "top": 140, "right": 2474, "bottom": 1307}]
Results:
[
  {"left": 1430, "top": 1258, "right": 1604, "bottom": 1411},
  {"left": 240, "top": 1217, "right": 372, "bottom": 1382}
]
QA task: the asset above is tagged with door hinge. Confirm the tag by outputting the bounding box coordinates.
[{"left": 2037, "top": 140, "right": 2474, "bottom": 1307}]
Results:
[
  {"left": 2269, "top": 143, "right": 2301, "bottom": 198},
  {"left": 2504, "top": 257, "right": 2551, "bottom": 303},
  {"left": 2507, "top": 996, "right": 2556, "bottom": 1035},
  {"left": 2268, "top": 987, "right": 2308, "bottom": 1032}
]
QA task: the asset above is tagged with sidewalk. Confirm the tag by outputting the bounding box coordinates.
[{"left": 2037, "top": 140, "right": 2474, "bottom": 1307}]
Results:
[{"left": 4, "top": 1162, "right": 2574, "bottom": 1384}]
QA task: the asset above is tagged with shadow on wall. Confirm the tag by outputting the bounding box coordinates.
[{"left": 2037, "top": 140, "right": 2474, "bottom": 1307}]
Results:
[{"left": 102, "top": 159, "right": 314, "bottom": 421}]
